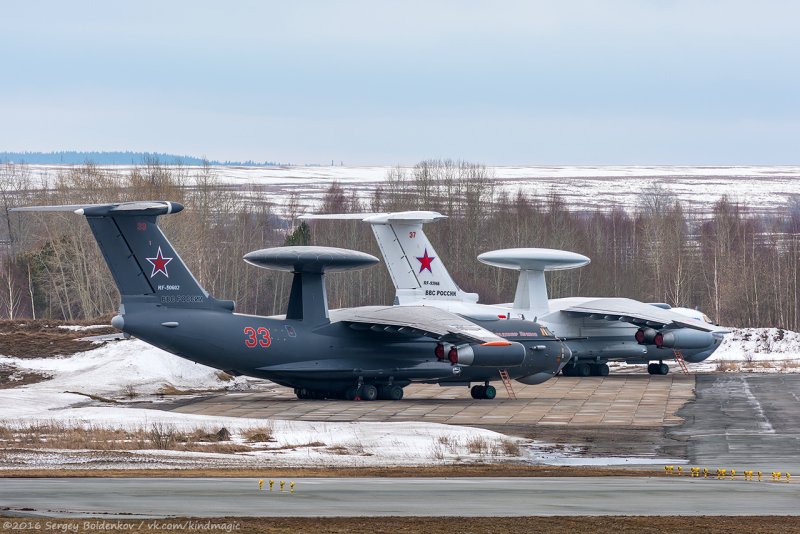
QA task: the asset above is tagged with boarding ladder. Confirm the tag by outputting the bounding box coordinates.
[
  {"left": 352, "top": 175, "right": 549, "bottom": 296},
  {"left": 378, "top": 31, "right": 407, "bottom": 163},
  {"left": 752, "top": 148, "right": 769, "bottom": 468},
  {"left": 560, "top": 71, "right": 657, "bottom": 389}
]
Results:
[
  {"left": 673, "top": 350, "right": 690, "bottom": 374},
  {"left": 498, "top": 369, "right": 517, "bottom": 400}
]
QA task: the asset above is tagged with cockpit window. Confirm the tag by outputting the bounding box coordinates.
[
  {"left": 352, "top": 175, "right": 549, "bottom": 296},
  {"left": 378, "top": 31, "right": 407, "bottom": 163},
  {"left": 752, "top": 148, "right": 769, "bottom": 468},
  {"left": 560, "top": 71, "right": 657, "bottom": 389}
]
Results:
[
  {"left": 702, "top": 314, "right": 712, "bottom": 324},
  {"left": 540, "top": 326, "right": 553, "bottom": 337}
]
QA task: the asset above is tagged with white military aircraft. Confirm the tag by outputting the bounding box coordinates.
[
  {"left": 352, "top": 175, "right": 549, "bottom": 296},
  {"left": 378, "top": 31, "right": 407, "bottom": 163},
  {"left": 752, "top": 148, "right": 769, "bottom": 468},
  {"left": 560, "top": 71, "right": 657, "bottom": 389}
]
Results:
[{"left": 301, "top": 211, "right": 728, "bottom": 378}]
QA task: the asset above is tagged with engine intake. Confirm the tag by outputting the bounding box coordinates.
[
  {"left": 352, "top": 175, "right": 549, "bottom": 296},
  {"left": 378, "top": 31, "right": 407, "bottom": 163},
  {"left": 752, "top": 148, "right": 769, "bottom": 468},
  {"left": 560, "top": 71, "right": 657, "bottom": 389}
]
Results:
[{"left": 635, "top": 327, "right": 658, "bottom": 345}]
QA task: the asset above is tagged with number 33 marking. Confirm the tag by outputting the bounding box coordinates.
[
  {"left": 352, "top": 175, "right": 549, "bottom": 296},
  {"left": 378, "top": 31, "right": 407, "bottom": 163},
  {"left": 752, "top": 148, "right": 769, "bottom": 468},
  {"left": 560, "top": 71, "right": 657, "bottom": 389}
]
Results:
[{"left": 244, "top": 326, "right": 271, "bottom": 348}]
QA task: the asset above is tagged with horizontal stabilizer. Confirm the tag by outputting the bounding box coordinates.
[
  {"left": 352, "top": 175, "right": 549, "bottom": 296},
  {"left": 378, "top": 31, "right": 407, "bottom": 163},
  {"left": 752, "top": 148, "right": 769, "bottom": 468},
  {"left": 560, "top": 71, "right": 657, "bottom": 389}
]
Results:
[
  {"left": 11, "top": 201, "right": 183, "bottom": 217},
  {"left": 300, "top": 211, "right": 446, "bottom": 224}
]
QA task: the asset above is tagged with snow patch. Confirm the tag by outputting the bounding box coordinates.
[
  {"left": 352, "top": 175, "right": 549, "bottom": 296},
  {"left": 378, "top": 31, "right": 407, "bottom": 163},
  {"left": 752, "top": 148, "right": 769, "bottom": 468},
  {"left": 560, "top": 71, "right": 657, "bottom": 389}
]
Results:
[
  {"left": 0, "top": 339, "right": 528, "bottom": 468},
  {"left": 691, "top": 328, "right": 800, "bottom": 373}
]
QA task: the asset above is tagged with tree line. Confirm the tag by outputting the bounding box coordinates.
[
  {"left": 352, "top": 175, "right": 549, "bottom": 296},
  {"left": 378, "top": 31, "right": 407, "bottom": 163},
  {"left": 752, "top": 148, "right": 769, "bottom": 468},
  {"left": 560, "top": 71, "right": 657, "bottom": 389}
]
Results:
[
  {"left": 1, "top": 160, "right": 798, "bottom": 330},
  {"left": 0, "top": 152, "right": 284, "bottom": 166}
]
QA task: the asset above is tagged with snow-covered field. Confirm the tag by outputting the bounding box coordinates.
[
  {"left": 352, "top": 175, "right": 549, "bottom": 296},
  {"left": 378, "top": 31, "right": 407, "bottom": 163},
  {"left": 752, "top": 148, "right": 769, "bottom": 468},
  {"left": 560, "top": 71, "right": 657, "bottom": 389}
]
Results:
[
  {"left": 0, "top": 338, "right": 531, "bottom": 470},
  {"left": 690, "top": 328, "right": 800, "bottom": 373},
  {"left": 1, "top": 326, "right": 798, "bottom": 471},
  {"left": 20, "top": 164, "right": 800, "bottom": 216}
]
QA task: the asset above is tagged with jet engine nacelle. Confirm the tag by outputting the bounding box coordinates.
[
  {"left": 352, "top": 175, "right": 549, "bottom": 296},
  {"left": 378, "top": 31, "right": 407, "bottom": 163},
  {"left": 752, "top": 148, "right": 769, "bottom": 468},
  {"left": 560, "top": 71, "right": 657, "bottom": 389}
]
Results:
[
  {"left": 654, "top": 329, "right": 715, "bottom": 349},
  {"left": 454, "top": 342, "right": 527, "bottom": 367},
  {"left": 634, "top": 327, "right": 658, "bottom": 345}
]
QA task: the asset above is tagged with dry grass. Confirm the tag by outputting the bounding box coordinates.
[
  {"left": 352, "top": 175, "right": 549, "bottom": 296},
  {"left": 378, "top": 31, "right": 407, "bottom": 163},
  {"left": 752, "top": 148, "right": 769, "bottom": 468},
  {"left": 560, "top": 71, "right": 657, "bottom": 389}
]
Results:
[
  {"left": 0, "top": 421, "right": 249, "bottom": 453},
  {"left": 467, "top": 435, "right": 489, "bottom": 455},
  {"left": 432, "top": 436, "right": 520, "bottom": 459},
  {"left": 243, "top": 425, "right": 275, "bottom": 443},
  {"left": 1, "top": 516, "right": 797, "bottom": 533},
  {"left": 123, "top": 384, "right": 138, "bottom": 399},
  {"left": 499, "top": 439, "right": 521, "bottom": 456},
  {"left": 0, "top": 465, "right": 663, "bottom": 478},
  {"left": 715, "top": 360, "right": 740, "bottom": 372},
  {"left": 779, "top": 360, "right": 800, "bottom": 371}
]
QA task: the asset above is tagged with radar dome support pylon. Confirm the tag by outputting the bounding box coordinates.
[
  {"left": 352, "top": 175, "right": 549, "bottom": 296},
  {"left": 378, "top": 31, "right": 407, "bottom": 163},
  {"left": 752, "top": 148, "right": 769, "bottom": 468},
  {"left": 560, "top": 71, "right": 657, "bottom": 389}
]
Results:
[{"left": 477, "top": 248, "right": 591, "bottom": 316}]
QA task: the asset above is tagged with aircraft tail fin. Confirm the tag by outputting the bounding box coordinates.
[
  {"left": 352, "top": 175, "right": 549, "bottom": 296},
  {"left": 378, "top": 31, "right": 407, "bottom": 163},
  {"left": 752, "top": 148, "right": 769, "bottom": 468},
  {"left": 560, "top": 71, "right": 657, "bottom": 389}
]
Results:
[
  {"left": 13, "top": 201, "right": 226, "bottom": 309},
  {"left": 300, "top": 211, "right": 477, "bottom": 305}
]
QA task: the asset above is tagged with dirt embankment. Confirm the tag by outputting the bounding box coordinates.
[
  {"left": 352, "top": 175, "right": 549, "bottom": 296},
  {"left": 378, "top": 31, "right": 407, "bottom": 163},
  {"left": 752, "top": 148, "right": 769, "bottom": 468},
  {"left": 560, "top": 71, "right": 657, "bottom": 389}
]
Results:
[{"left": 0, "top": 319, "right": 115, "bottom": 358}]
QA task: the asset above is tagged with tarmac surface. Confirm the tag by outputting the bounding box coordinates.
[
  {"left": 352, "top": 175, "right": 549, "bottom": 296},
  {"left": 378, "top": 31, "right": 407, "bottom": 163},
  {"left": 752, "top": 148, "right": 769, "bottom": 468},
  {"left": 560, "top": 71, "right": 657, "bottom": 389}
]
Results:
[
  {"left": 671, "top": 374, "right": 800, "bottom": 473},
  {"left": 2, "top": 476, "right": 798, "bottom": 517},
  {"left": 170, "top": 373, "right": 694, "bottom": 427}
]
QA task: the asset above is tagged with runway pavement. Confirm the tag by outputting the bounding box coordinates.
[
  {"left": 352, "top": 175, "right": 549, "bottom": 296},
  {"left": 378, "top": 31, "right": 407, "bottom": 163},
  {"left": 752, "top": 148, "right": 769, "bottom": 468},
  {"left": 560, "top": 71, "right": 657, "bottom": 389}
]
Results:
[
  {"left": 672, "top": 374, "right": 800, "bottom": 473},
  {"left": 2, "top": 477, "right": 798, "bottom": 518}
]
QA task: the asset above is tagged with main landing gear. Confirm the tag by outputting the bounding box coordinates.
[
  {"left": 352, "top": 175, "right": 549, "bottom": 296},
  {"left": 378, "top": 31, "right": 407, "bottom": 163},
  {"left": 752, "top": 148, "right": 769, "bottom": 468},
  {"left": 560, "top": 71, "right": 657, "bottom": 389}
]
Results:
[
  {"left": 647, "top": 362, "right": 670, "bottom": 375},
  {"left": 295, "top": 384, "right": 404, "bottom": 401},
  {"left": 344, "top": 384, "right": 404, "bottom": 401},
  {"left": 562, "top": 362, "right": 609, "bottom": 377},
  {"left": 470, "top": 384, "right": 497, "bottom": 399}
]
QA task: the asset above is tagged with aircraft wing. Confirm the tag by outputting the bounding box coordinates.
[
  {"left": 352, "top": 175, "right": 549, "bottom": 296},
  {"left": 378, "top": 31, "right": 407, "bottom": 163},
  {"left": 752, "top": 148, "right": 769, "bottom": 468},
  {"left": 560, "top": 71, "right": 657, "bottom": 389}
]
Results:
[
  {"left": 562, "top": 298, "right": 717, "bottom": 332},
  {"left": 330, "top": 305, "right": 509, "bottom": 345}
]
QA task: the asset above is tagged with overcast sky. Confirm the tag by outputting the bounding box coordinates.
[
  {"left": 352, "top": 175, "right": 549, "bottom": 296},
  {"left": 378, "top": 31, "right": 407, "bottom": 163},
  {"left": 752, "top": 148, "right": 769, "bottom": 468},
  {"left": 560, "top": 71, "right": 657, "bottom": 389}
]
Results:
[{"left": 1, "top": 1, "right": 798, "bottom": 165}]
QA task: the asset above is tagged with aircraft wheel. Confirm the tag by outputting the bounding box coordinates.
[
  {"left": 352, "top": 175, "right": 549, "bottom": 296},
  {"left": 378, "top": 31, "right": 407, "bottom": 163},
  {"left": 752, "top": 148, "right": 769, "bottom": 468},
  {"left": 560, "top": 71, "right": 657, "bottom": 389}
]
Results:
[
  {"left": 595, "top": 363, "right": 610, "bottom": 377},
  {"left": 471, "top": 385, "right": 486, "bottom": 399},
  {"left": 659, "top": 363, "right": 670, "bottom": 375},
  {"left": 345, "top": 386, "right": 358, "bottom": 401},
  {"left": 484, "top": 385, "right": 497, "bottom": 399},
  {"left": 574, "top": 362, "right": 591, "bottom": 377},
  {"left": 296, "top": 388, "right": 309, "bottom": 399},
  {"left": 387, "top": 385, "right": 404, "bottom": 401},
  {"left": 361, "top": 384, "right": 378, "bottom": 401},
  {"left": 647, "top": 363, "right": 658, "bottom": 375}
]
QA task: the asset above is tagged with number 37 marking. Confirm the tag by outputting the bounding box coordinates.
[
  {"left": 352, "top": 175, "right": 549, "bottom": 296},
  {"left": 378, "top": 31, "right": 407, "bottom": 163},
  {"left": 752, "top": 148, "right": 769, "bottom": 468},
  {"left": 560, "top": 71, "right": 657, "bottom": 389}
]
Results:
[{"left": 244, "top": 326, "right": 271, "bottom": 348}]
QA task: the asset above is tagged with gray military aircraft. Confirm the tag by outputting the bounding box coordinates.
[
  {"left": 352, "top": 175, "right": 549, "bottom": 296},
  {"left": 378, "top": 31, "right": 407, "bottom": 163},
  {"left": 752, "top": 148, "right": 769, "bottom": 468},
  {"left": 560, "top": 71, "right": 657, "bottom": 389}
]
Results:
[
  {"left": 300, "top": 211, "right": 728, "bottom": 377},
  {"left": 13, "top": 201, "right": 569, "bottom": 400}
]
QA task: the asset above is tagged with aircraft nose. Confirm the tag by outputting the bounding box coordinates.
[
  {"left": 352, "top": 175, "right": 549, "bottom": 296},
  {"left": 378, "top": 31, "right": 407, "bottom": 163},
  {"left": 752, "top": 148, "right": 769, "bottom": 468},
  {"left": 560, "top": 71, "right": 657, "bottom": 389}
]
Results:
[{"left": 558, "top": 342, "right": 573, "bottom": 371}]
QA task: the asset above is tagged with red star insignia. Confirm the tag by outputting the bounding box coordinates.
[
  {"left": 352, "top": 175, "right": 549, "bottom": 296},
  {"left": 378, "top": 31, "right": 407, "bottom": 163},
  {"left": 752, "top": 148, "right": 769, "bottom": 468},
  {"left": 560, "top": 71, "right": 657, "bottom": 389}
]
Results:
[
  {"left": 146, "top": 246, "right": 173, "bottom": 278},
  {"left": 416, "top": 248, "right": 435, "bottom": 273}
]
